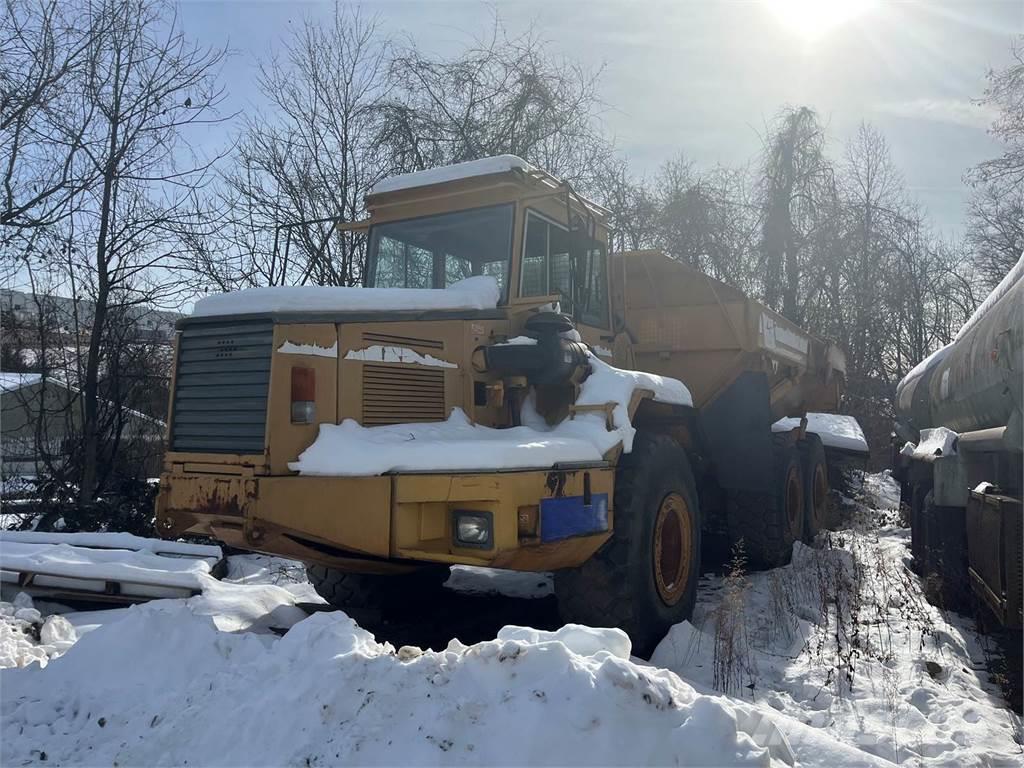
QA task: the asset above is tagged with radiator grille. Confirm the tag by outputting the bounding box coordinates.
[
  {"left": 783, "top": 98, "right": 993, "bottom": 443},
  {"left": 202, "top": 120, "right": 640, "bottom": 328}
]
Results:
[
  {"left": 171, "top": 321, "right": 273, "bottom": 453},
  {"left": 362, "top": 363, "right": 446, "bottom": 426}
]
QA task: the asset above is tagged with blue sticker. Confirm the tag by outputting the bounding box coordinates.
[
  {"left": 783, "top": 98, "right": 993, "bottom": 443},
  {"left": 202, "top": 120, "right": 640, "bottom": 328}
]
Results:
[{"left": 540, "top": 494, "right": 609, "bottom": 542}]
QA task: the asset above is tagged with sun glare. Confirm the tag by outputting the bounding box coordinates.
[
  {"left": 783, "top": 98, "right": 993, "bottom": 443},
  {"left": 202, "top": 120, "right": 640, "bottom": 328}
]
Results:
[{"left": 763, "top": 0, "right": 877, "bottom": 41}]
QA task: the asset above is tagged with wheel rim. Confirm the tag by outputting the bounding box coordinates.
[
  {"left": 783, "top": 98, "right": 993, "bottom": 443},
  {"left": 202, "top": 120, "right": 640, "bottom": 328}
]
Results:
[
  {"left": 653, "top": 492, "right": 692, "bottom": 606},
  {"left": 786, "top": 466, "right": 803, "bottom": 539},
  {"left": 810, "top": 463, "right": 827, "bottom": 530}
]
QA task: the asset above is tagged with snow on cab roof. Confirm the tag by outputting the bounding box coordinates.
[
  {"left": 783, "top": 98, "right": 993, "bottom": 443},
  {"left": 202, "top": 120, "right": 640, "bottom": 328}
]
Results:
[
  {"left": 368, "top": 155, "right": 536, "bottom": 196},
  {"left": 191, "top": 275, "right": 501, "bottom": 319}
]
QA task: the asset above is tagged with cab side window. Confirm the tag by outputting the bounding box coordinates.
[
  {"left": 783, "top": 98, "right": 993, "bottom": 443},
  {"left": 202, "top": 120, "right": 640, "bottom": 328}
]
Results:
[{"left": 520, "top": 211, "right": 609, "bottom": 328}]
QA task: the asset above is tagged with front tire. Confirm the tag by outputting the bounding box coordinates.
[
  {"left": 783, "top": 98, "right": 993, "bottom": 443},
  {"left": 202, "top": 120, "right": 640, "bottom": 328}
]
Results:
[
  {"left": 305, "top": 564, "right": 449, "bottom": 612},
  {"left": 554, "top": 432, "right": 701, "bottom": 659}
]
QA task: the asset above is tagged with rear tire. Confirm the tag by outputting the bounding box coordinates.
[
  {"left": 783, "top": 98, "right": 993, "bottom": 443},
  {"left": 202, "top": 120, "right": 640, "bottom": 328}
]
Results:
[
  {"left": 909, "top": 481, "right": 931, "bottom": 572},
  {"left": 919, "top": 491, "right": 969, "bottom": 612},
  {"left": 554, "top": 432, "right": 701, "bottom": 659},
  {"left": 798, "top": 435, "right": 829, "bottom": 541},
  {"left": 305, "top": 564, "right": 449, "bottom": 612},
  {"left": 727, "top": 436, "right": 804, "bottom": 569}
]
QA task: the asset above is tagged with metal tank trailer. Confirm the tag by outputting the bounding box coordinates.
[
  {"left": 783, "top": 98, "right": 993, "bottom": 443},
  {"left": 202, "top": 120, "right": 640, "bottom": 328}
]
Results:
[{"left": 893, "top": 256, "right": 1023, "bottom": 628}]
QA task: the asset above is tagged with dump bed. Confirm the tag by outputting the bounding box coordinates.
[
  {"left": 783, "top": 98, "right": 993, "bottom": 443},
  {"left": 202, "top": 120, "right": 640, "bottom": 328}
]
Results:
[{"left": 613, "top": 250, "right": 845, "bottom": 421}]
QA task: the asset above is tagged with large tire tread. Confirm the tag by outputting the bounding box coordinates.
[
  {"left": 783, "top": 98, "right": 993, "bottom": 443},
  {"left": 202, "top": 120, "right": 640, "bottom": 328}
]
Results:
[
  {"left": 798, "top": 434, "right": 829, "bottom": 541},
  {"left": 727, "top": 434, "right": 802, "bottom": 570},
  {"left": 555, "top": 432, "right": 701, "bottom": 658},
  {"left": 305, "top": 564, "right": 448, "bottom": 611}
]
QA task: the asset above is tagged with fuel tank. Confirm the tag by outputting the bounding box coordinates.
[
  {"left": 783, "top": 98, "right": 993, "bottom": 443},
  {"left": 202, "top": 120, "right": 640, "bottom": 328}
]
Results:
[{"left": 895, "top": 255, "right": 1023, "bottom": 441}]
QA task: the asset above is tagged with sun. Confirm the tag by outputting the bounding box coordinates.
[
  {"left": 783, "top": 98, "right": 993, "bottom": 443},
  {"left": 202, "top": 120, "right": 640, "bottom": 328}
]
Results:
[{"left": 762, "top": 0, "right": 877, "bottom": 41}]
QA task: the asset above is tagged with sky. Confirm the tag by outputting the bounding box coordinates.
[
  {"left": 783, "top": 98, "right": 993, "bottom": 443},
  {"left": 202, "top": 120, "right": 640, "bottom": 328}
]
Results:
[{"left": 180, "top": 0, "right": 1022, "bottom": 237}]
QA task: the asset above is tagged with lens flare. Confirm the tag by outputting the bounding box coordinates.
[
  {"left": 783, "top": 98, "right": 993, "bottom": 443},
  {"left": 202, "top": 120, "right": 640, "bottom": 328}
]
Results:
[{"left": 763, "top": 0, "right": 878, "bottom": 40}]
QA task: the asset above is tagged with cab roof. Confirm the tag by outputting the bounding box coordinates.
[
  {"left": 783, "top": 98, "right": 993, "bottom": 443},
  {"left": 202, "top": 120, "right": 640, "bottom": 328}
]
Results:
[
  {"left": 368, "top": 155, "right": 534, "bottom": 196},
  {"left": 365, "top": 155, "right": 609, "bottom": 220}
]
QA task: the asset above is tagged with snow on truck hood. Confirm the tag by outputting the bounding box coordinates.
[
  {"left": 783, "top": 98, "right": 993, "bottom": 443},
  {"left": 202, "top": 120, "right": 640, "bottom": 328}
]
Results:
[
  {"left": 290, "top": 353, "right": 692, "bottom": 476},
  {"left": 191, "top": 275, "right": 501, "bottom": 318}
]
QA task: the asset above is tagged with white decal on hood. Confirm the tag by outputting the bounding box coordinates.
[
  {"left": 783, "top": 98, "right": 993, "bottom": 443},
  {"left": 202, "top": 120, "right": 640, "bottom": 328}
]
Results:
[{"left": 344, "top": 345, "right": 457, "bottom": 369}]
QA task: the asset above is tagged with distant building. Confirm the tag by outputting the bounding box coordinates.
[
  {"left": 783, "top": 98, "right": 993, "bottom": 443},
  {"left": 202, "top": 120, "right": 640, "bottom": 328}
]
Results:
[
  {"left": 0, "top": 373, "right": 166, "bottom": 489},
  {"left": 0, "top": 289, "right": 179, "bottom": 342}
]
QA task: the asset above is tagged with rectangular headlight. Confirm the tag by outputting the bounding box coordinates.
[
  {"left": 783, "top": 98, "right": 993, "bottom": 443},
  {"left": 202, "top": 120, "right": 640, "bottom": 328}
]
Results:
[{"left": 452, "top": 510, "right": 493, "bottom": 548}]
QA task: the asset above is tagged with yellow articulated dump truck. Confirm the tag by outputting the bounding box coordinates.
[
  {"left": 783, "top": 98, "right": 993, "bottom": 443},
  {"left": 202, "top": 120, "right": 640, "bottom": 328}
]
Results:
[{"left": 157, "top": 156, "right": 850, "bottom": 655}]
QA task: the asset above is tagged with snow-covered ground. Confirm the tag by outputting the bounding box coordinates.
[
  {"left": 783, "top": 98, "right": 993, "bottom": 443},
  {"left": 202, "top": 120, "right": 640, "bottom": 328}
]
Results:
[
  {"left": 652, "top": 473, "right": 1022, "bottom": 765},
  {"left": 1, "top": 474, "right": 1021, "bottom": 766}
]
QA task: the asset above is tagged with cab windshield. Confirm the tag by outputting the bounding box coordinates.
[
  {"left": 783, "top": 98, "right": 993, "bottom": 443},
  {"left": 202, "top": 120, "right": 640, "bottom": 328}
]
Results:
[{"left": 366, "top": 204, "right": 514, "bottom": 300}]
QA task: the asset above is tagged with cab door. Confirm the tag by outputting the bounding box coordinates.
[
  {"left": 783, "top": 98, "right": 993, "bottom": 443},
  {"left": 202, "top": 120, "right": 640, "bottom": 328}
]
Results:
[{"left": 517, "top": 208, "right": 619, "bottom": 364}]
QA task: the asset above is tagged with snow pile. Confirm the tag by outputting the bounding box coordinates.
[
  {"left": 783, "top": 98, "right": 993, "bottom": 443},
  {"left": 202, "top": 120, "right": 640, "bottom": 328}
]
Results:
[
  {"left": 192, "top": 275, "right": 501, "bottom": 318},
  {"left": 291, "top": 353, "right": 691, "bottom": 475},
  {"left": 651, "top": 473, "right": 1022, "bottom": 766},
  {"left": 0, "top": 594, "right": 76, "bottom": 669},
  {"left": 2, "top": 526, "right": 1019, "bottom": 767},
  {"left": 900, "top": 426, "right": 958, "bottom": 460},
  {"left": 772, "top": 413, "right": 869, "bottom": 453},
  {"left": 0, "top": 530, "right": 222, "bottom": 559},
  {"left": 2, "top": 601, "right": 799, "bottom": 766},
  {"left": 861, "top": 470, "right": 901, "bottom": 511},
  {"left": 494, "top": 335, "right": 537, "bottom": 346},
  {"left": 565, "top": 352, "right": 692, "bottom": 449},
  {"left": 369, "top": 155, "right": 536, "bottom": 195},
  {"left": 0, "top": 541, "right": 218, "bottom": 589},
  {"left": 0, "top": 533, "right": 222, "bottom": 599}
]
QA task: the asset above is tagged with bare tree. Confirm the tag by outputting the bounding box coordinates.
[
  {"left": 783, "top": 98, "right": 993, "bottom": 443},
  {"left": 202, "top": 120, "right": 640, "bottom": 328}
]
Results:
[
  {"left": 1, "top": 0, "right": 104, "bottom": 229},
  {"left": 381, "top": 16, "right": 614, "bottom": 193},
  {"left": 650, "top": 155, "right": 759, "bottom": 290},
  {"left": 71, "top": 0, "right": 226, "bottom": 502},
  {"left": 190, "top": 5, "right": 389, "bottom": 291},
  {"left": 834, "top": 124, "right": 907, "bottom": 386},
  {"left": 973, "top": 37, "right": 1024, "bottom": 189},
  {"left": 757, "top": 107, "right": 836, "bottom": 322},
  {"left": 4, "top": 0, "right": 228, "bottom": 503},
  {"left": 966, "top": 36, "right": 1024, "bottom": 289},
  {"left": 966, "top": 184, "right": 1023, "bottom": 289},
  {"left": 593, "top": 159, "right": 659, "bottom": 253}
]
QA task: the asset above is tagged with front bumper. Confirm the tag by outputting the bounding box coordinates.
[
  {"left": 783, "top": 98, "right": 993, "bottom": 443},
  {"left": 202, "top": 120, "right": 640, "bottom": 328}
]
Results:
[{"left": 156, "top": 466, "right": 614, "bottom": 573}]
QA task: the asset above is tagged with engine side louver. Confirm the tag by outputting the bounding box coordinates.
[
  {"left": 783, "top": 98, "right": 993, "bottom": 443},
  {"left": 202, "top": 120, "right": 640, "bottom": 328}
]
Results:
[{"left": 361, "top": 363, "right": 446, "bottom": 426}]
